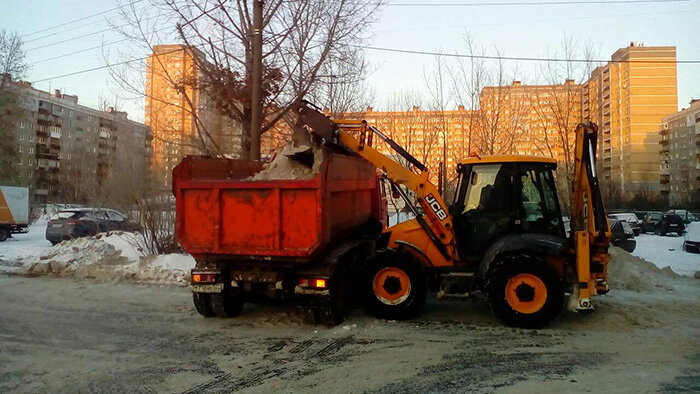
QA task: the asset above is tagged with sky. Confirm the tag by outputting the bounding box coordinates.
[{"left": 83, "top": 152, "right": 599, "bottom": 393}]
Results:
[{"left": 1, "top": 0, "right": 698, "bottom": 122}]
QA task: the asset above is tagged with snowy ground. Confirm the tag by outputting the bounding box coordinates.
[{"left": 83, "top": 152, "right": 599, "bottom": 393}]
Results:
[
  {"left": 1, "top": 221, "right": 697, "bottom": 283},
  {"left": 0, "top": 220, "right": 195, "bottom": 284},
  {"left": 633, "top": 233, "right": 699, "bottom": 277}
]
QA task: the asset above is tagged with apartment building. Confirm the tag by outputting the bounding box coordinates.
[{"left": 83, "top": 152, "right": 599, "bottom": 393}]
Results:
[
  {"left": 145, "top": 45, "right": 241, "bottom": 186},
  {"left": 659, "top": 99, "right": 700, "bottom": 205},
  {"left": 582, "top": 43, "right": 678, "bottom": 197},
  {"left": 343, "top": 105, "right": 475, "bottom": 183},
  {"left": 1, "top": 75, "right": 152, "bottom": 203},
  {"left": 479, "top": 79, "right": 582, "bottom": 161}
]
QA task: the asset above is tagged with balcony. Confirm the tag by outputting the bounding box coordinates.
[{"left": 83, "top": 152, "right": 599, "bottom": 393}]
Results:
[
  {"left": 660, "top": 183, "right": 670, "bottom": 192},
  {"left": 659, "top": 167, "right": 670, "bottom": 175},
  {"left": 660, "top": 174, "right": 670, "bottom": 184}
]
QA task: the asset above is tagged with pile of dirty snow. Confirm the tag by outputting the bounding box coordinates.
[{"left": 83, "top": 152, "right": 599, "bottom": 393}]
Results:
[
  {"left": 14, "top": 232, "right": 195, "bottom": 286},
  {"left": 249, "top": 142, "right": 326, "bottom": 181},
  {"left": 607, "top": 246, "right": 677, "bottom": 291}
]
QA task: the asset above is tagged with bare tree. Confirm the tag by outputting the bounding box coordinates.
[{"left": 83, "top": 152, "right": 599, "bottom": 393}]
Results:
[
  {"left": 532, "top": 35, "right": 597, "bottom": 213},
  {"left": 109, "top": 0, "right": 382, "bottom": 160},
  {"left": 449, "top": 33, "right": 527, "bottom": 156},
  {"left": 0, "top": 30, "right": 28, "bottom": 184},
  {"left": 423, "top": 52, "right": 451, "bottom": 196}
]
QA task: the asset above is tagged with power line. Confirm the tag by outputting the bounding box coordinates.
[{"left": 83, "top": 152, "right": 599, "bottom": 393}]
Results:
[
  {"left": 355, "top": 45, "right": 700, "bottom": 64},
  {"left": 23, "top": 0, "right": 144, "bottom": 37},
  {"left": 30, "top": 42, "right": 700, "bottom": 85},
  {"left": 386, "top": 0, "right": 689, "bottom": 6},
  {"left": 26, "top": 13, "right": 163, "bottom": 52}
]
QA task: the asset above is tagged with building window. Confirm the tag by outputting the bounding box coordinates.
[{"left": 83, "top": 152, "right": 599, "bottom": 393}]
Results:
[
  {"left": 20, "top": 122, "right": 25, "bottom": 128},
  {"left": 18, "top": 146, "right": 22, "bottom": 153},
  {"left": 29, "top": 147, "right": 33, "bottom": 154},
  {"left": 29, "top": 135, "right": 34, "bottom": 142},
  {"left": 18, "top": 158, "right": 22, "bottom": 165},
  {"left": 18, "top": 133, "right": 24, "bottom": 140},
  {"left": 28, "top": 159, "right": 33, "bottom": 166}
]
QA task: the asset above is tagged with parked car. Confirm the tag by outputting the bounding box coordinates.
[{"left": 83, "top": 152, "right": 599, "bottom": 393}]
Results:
[
  {"left": 610, "top": 219, "right": 636, "bottom": 252},
  {"left": 666, "top": 209, "right": 699, "bottom": 224},
  {"left": 683, "top": 222, "right": 700, "bottom": 253},
  {"left": 45, "top": 208, "right": 134, "bottom": 245},
  {"left": 641, "top": 211, "right": 663, "bottom": 233},
  {"left": 653, "top": 213, "right": 685, "bottom": 236},
  {"left": 608, "top": 213, "right": 641, "bottom": 236}
]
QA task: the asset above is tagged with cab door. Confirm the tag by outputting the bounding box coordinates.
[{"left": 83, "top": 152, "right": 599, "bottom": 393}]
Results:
[{"left": 451, "top": 163, "right": 518, "bottom": 263}]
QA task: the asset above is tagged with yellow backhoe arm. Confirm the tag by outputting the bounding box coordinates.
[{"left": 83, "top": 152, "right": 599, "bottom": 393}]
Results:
[
  {"left": 292, "top": 101, "right": 456, "bottom": 267},
  {"left": 570, "top": 122, "right": 612, "bottom": 308}
]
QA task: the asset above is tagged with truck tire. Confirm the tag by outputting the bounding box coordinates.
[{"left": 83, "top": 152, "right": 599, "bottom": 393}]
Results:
[
  {"left": 193, "top": 293, "right": 216, "bottom": 317},
  {"left": 210, "top": 293, "right": 244, "bottom": 318},
  {"left": 487, "top": 258, "right": 563, "bottom": 329},
  {"left": 0, "top": 228, "right": 8, "bottom": 242},
  {"left": 365, "top": 254, "right": 426, "bottom": 320}
]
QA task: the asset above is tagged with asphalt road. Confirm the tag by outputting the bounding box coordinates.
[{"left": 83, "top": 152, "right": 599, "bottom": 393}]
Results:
[{"left": 0, "top": 276, "right": 698, "bottom": 393}]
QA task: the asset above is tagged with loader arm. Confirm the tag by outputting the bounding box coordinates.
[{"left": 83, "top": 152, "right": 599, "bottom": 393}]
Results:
[
  {"left": 291, "top": 101, "right": 455, "bottom": 266},
  {"left": 570, "top": 122, "right": 612, "bottom": 307}
]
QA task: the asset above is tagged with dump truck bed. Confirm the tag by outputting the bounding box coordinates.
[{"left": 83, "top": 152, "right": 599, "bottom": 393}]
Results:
[{"left": 173, "top": 153, "right": 384, "bottom": 262}]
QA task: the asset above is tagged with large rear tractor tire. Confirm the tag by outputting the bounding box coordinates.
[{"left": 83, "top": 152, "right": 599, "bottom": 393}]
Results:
[
  {"left": 192, "top": 293, "right": 216, "bottom": 317},
  {"left": 210, "top": 293, "right": 244, "bottom": 318},
  {"left": 365, "top": 254, "right": 426, "bottom": 320},
  {"left": 487, "top": 258, "right": 564, "bottom": 329}
]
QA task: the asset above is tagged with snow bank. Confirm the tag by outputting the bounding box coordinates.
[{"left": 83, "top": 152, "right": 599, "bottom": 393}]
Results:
[
  {"left": 632, "top": 234, "right": 699, "bottom": 277},
  {"left": 0, "top": 226, "right": 194, "bottom": 286},
  {"left": 607, "top": 246, "right": 677, "bottom": 291}
]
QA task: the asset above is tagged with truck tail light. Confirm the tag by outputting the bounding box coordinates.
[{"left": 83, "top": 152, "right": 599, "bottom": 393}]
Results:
[
  {"left": 192, "top": 272, "right": 217, "bottom": 283},
  {"left": 299, "top": 278, "right": 328, "bottom": 289},
  {"left": 66, "top": 219, "right": 79, "bottom": 225}
]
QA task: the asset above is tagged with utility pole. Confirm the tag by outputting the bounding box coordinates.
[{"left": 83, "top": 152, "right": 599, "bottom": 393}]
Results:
[{"left": 250, "top": 0, "right": 263, "bottom": 160}]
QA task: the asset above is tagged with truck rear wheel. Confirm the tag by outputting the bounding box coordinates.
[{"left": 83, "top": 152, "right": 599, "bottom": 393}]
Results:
[
  {"left": 192, "top": 293, "right": 215, "bottom": 317},
  {"left": 487, "top": 258, "right": 563, "bottom": 328},
  {"left": 365, "top": 255, "right": 426, "bottom": 320},
  {"left": 210, "top": 293, "right": 244, "bottom": 318},
  {"left": 0, "top": 228, "right": 9, "bottom": 242}
]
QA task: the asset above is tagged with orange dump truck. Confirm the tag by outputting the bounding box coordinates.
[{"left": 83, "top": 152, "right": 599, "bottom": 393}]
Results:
[{"left": 172, "top": 153, "right": 387, "bottom": 324}]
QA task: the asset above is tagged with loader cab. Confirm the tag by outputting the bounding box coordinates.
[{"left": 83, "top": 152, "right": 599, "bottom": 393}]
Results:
[{"left": 450, "top": 157, "right": 566, "bottom": 263}]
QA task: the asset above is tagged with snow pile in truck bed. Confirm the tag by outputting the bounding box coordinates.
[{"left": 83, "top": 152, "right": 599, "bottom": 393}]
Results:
[
  {"left": 248, "top": 142, "right": 326, "bottom": 181},
  {"left": 607, "top": 246, "right": 677, "bottom": 291}
]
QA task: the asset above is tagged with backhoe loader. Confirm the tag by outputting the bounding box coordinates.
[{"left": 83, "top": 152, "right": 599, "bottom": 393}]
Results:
[{"left": 292, "top": 100, "right": 611, "bottom": 328}]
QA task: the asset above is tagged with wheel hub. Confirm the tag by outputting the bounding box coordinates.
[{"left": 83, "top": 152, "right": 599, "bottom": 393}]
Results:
[
  {"left": 505, "top": 273, "right": 548, "bottom": 314},
  {"left": 373, "top": 267, "right": 412, "bottom": 306},
  {"left": 382, "top": 275, "right": 402, "bottom": 295}
]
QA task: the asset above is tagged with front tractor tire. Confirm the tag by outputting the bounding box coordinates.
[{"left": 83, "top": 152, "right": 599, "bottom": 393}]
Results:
[
  {"left": 487, "top": 258, "right": 564, "bottom": 329},
  {"left": 365, "top": 254, "right": 426, "bottom": 320}
]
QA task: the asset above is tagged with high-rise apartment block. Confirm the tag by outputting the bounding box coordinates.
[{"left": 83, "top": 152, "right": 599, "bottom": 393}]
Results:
[
  {"left": 1, "top": 75, "right": 152, "bottom": 203},
  {"left": 659, "top": 99, "right": 700, "bottom": 205},
  {"left": 145, "top": 45, "right": 241, "bottom": 186},
  {"left": 583, "top": 44, "right": 678, "bottom": 197}
]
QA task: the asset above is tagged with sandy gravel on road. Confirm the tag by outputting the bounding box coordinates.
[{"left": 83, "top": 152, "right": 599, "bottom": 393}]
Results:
[{"left": 0, "top": 275, "right": 698, "bottom": 393}]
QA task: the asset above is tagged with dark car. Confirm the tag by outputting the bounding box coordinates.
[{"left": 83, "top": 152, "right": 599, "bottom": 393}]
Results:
[
  {"left": 610, "top": 219, "right": 636, "bottom": 253},
  {"left": 655, "top": 213, "right": 685, "bottom": 236},
  {"left": 641, "top": 211, "right": 662, "bottom": 233},
  {"left": 608, "top": 213, "right": 641, "bottom": 236},
  {"left": 45, "top": 208, "right": 133, "bottom": 245}
]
